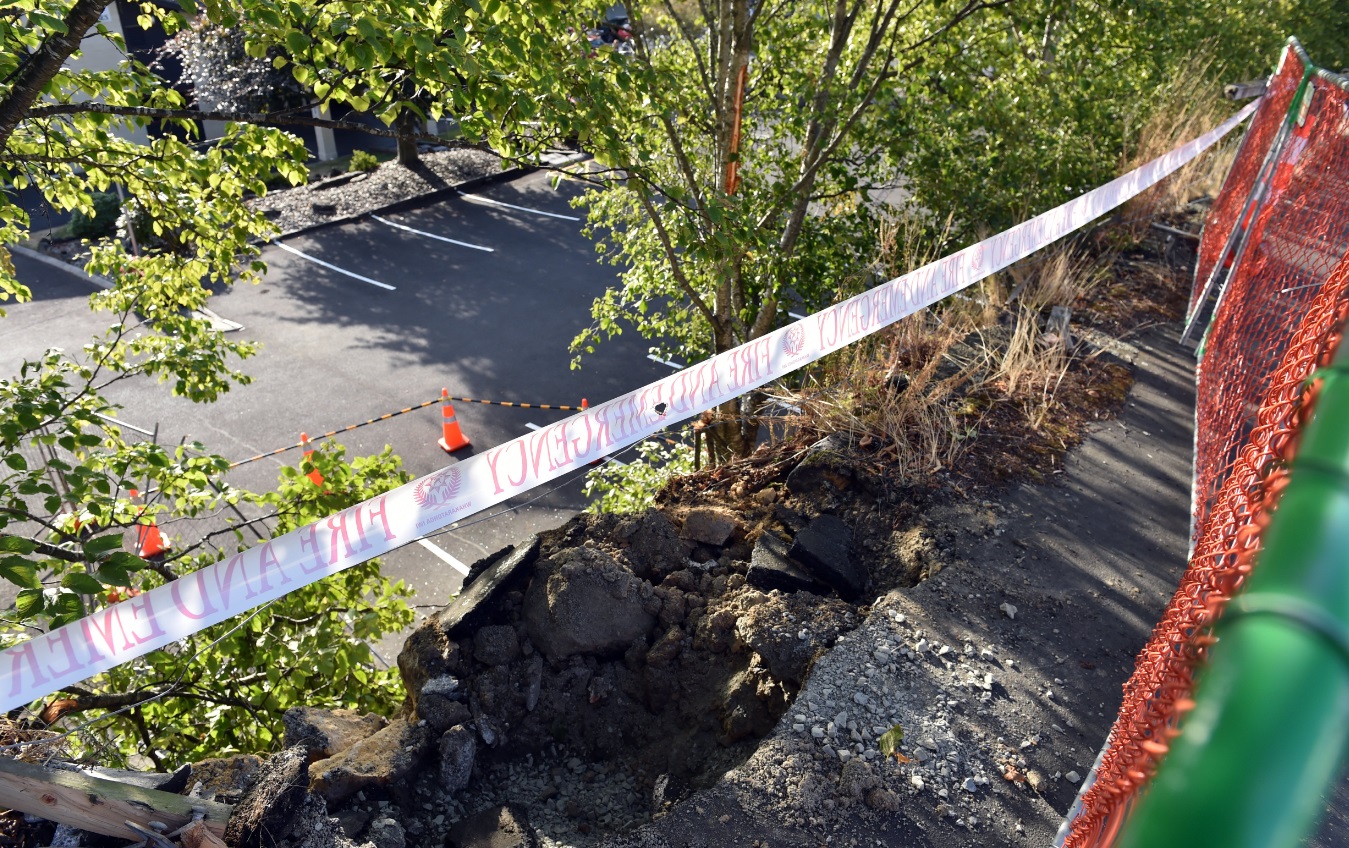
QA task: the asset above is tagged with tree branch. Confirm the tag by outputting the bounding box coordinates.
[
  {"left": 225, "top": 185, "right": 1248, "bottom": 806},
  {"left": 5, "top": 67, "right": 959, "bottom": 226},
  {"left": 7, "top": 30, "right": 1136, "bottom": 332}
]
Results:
[
  {"left": 25, "top": 102, "right": 494, "bottom": 150},
  {"left": 0, "top": 534, "right": 87, "bottom": 565},
  {"left": 634, "top": 191, "right": 718, "bottom": 329}
]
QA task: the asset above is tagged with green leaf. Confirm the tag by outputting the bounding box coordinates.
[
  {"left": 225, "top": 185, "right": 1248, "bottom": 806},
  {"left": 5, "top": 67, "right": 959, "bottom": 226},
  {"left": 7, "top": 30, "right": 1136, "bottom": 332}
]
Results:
[
  {"left": 0, "top": 556, "right": 40, "bottom": 589},
  {"left": 14, "top": 588, "right": 45, "bottom": 619},
  {"left": 286, "top": 30, "right": 312, "bottom": 53},
  {"left": 3, "top": 453, "right": 26, "bottom": 471},
  {"left": 95, "top": 559, "right": 134, "bottom": 587},
  {"left": 27, "top": 11, "right": 68, "bottom": 33},
  {"left": 102, "top": 551, "right": 147, "bottom": 573},
  {"left": 0, "top": 536, "right": 37, "bottom": 555},
  {"left": 62, "top": 572, "right": 107, "bottom": 595},
  {"left": 878, "top": 724, "right": 909, "bottom": 762},
  {"left": 83, "top": 533, "right": 125, "bottom": 558},
  {"left": 47, "top": 592, "right": 85, "bottom": 627}
]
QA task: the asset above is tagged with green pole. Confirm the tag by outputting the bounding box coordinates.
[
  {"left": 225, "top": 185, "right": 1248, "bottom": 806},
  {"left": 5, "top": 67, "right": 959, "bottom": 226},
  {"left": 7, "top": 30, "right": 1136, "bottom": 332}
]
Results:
[{"left": 1117, "top": 354, "right": 1349, "bottom": 848}]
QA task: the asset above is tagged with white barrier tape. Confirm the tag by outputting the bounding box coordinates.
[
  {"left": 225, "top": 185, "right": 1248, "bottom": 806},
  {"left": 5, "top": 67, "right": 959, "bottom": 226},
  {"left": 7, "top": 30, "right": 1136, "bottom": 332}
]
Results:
[{"left": 0, "top": 101, "right": 1256, "bottom": 712}]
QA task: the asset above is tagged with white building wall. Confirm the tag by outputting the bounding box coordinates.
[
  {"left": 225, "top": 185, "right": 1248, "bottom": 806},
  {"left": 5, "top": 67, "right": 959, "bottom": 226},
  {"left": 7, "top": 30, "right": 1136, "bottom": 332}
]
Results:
[{"left": 61, "top": 3, "right": 150, "bottom": 146}]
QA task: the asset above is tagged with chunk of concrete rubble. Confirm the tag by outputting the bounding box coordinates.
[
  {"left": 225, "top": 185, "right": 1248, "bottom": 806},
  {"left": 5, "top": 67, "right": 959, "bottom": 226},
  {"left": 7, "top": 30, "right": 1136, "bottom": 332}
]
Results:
[
  {"left": 439, "top": 536, "right": 540, "bottom": 634},
  {"left": 417, "top": 675, "right": 471, "bottom": 732},
  {"left": 190, "top": 754, "right": 262, "bottom": 804},
  {"left": 282, "top": 706, "right": 387, "bottom": 762},
  {"left": 789, "top": 514, "right": 867, "bottom": 600},
  {"left": 279, "top": 794, "right": 360, "bottom": 848},
  {"left": 746, "top": 532, "right": 824, "bottom": 595},
  {"left": 309, "top": 717, "right": 434, "bottom": 805},
  {"left": 680, "top": 506, "right": 739, "bottom": 546},
  {"left": 445, "top": 803, "right": 540, "bottom": 848},
  {"left": 224, "top": 746, "right": 308, "bottom": 848},
  {"left": 613, "top": 510, "right": 687, "bottom": 579},
  {"left": 865, "top": 787, "right": 902, "bottom": 812},
  {"left": 650, "top": 772, "right": 690, "bottom": 813},
  {"left": 785, "top": 435, "right": 855, "bottom": 496},
  {"left": 366, "top": 816, "right": 406, "bottom": 848},
  {"left": 522, "top": 546, "right": 656, "bottom": 661},
  {"left": 398, "top": 623, "right": 466, "bottom": 715},
  {"left": 733, "top": 591, "right": 855, "bottom": 685},
  {"left": 439, "top": 724, "right": 476, "bottom": 795},
  {"left": 472, "top": 624, "right": 521, "bottom": 666}
]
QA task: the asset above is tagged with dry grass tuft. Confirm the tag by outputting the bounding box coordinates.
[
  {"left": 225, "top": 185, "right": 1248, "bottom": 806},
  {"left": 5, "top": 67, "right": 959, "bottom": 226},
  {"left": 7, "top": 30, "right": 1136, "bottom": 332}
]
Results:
[
  {"left": 767, "top": 239, "right": 1113, "bottom": 482},
  {"left": 769, "top": 313, "right": 968, "bottom": 483},
  {"left": 0, "top": 715, "right": 70, "bottom": 764},
  {"left": 1120, "top": 49, "right": 1235, "bottom": 235}
]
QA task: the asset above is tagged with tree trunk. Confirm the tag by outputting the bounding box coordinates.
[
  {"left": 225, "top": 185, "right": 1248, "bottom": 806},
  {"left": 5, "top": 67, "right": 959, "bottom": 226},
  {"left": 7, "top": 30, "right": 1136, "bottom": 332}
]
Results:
[
  {"left": 395, "top": 111, "right": 420, "bottom": 166},
  {"left": 0, "top": 0, "right": 116, "bottom": 150}
]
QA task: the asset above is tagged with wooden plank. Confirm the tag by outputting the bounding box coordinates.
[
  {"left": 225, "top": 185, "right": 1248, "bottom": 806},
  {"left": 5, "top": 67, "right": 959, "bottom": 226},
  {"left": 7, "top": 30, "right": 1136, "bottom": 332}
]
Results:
[{"left": 0, "top": 756, "right": 231, "bottom": 840}]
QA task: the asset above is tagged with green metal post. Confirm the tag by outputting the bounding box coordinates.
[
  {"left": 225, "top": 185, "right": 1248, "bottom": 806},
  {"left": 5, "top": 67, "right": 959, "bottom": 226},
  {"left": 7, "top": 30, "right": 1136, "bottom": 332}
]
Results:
[{"left": 1117, "top": 354, "right": 1349, "bottom": 848}]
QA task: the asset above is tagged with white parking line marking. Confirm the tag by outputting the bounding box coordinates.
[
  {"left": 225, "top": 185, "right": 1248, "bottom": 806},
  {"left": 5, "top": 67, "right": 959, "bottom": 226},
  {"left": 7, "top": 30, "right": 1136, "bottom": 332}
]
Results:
[
  {"left": 274, "top": 242, "right": 396, "bottom": 290},
  {"left": 527, "top": 422, "right": 624, "bottom": 465},
  {"left": 370, "top": 215, "right": 495, "bottom": 252},
  {"left": 456, "top": 191, "right": 581, "bottom": 221},
  {"left": 648, "top": 353, "right": 683, "bottom": 369},
  {"left": 789, "top": 311, "right": 806, "bottom": 320},
  {"left": 417, "top": 538, "right": 470, "bottom": 575}
]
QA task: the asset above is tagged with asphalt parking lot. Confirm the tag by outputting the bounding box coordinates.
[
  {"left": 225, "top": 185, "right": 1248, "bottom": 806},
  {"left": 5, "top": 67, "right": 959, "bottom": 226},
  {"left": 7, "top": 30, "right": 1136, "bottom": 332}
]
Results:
[{"left": 4, "top": 169, "right": 671, "bottom": 649}]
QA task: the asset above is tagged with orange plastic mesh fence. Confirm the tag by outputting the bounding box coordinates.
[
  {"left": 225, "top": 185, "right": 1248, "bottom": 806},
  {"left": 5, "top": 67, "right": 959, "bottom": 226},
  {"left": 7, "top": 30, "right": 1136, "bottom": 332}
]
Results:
[
  {"left": 1191, "top": 54, "right": 1349, "bottom": 544},
  {"left": 1187, "top": 46, "right": 1305, "bottom": 316},
  {"left": 1062, "top": 41, "right": 1349, "bottom": 848},
  {"left": 1063, "top": 246, "right": 1349, "bottom": 848}
]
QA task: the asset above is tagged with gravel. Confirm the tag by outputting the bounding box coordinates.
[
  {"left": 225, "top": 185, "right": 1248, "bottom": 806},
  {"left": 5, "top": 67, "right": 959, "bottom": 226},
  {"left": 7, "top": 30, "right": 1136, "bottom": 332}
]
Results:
[{"left": 248, "top": 147, "right": 504, "bottom": 237}]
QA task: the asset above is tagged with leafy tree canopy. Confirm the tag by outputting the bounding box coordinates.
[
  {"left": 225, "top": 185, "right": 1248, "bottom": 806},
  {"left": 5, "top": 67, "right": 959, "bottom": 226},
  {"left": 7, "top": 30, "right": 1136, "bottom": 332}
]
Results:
[{"left": 551, "top": 0, "right": 1348, "bottom": 456}]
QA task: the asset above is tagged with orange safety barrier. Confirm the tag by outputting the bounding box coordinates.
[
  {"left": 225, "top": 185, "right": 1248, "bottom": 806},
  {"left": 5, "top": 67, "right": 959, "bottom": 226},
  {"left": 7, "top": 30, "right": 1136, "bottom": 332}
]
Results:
[
  {"left": 300, "top": 432, "right": 325, "bottom": 487},
  {"left": 1062, "top": 39, "right": 1349, "bottom": 848}
]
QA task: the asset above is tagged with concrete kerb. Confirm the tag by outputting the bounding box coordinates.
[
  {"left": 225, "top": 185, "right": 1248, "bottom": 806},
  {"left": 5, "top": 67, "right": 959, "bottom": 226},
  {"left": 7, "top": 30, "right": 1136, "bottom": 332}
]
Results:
[
  {"left": 270, "top": 150, "right": 591, "bottom": 242},
  {"left": 8, "top": 244, "right": 112, "bottom": 290}
]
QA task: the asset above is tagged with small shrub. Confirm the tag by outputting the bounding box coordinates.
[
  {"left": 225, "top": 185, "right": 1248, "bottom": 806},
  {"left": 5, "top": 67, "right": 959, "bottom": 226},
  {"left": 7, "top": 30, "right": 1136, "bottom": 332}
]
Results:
[
  {"left": 584, "top": 440, "right": 694, "bottom": 514},
  {"left": 349, "top": 150, "right": 380, "bottom": 172},
  {"left": 70, "top": 191, "right": 121, "bottom": 239}
]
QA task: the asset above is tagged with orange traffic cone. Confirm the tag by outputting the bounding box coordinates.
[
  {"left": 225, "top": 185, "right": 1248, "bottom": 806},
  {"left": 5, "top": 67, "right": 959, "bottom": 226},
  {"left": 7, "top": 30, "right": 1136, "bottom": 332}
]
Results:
[
  {"left": 437, "top": 389, "right": 471, "bottom": 452},
  {"left": 129, "top": 488, "right": 169, "bottom": 559},
  {"left": 300, "top": 433, "right": 325, "bottom": 487}
]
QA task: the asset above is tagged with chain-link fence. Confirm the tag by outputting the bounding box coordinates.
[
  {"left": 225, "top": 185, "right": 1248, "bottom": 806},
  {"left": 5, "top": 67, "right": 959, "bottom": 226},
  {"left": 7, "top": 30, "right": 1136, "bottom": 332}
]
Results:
[{"left": 1061, "top": 37, "right": 1349, "bottom": 848}]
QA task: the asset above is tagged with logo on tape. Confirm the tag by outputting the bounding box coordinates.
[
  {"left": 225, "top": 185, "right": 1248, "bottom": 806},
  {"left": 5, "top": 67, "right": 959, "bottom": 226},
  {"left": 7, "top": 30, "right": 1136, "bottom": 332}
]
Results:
[
  {"left": 414, "top": 466, "right": 463, "bottom": 508},
  {"left": 782, "top": 324, "right": 806, "bottom": 359}
]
